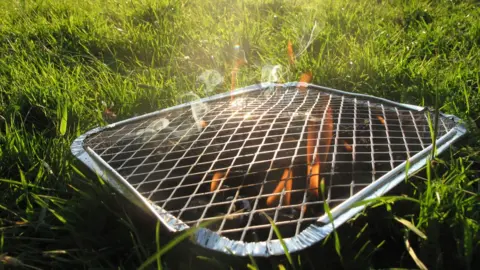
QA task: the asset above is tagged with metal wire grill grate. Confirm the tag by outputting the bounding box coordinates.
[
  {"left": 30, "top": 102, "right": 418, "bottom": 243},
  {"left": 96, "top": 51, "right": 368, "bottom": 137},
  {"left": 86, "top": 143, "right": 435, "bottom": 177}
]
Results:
[{"left": 83, "top": 85, "right": 457, "bottom": 243}]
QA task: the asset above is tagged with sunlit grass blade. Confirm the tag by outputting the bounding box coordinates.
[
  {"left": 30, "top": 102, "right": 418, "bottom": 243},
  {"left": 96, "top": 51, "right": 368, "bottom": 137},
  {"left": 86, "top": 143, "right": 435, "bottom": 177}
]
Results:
[
  {"left": 351, "top": 195, "right": 420, "bottom": 209},
  {"left": 0, "top": 178, "right": 54, "bottom": 191},
  {"left": 354, "top": 240, "right": 371, "bottom": 261},
  {"left": 247, "top": 254, "right": 259, "bottom": 270},
  {"left": 197, "top": 256, "right": 226, "bottom": 270},
  {"left": 156, "top": 221, "right": 161, "bottom": 270},
  {"left": 394, "top": 217, "right": 427, "bottom": 240},
  {"left": 137, "top": 218, "right": 220, "bottom": 270},
  {"left": 319, "top": 178, "right": 342, "bottom": 262},
  {"left": 260, "top": 212, "right": 295, "bottom": 270},
  {"left": 0, "top": 0, "right": 478, "bottom": 268},
  {"left": 120, "top": 208, "right": 149, "bottom": 264},
  {"left": 404, "top": 235, "right": 428, "bottom": 270}
]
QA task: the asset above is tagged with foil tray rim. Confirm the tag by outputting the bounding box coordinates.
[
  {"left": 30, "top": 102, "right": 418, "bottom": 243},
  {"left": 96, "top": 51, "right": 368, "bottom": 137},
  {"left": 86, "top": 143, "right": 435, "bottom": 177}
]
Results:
[{"left": 70, "top": 82, "right": 467, "bottom": 257}]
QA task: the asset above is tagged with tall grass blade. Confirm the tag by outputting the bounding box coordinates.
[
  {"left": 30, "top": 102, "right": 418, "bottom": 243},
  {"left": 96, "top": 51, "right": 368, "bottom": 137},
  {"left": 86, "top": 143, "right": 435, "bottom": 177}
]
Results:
[
  {"left": 394, "top": 217, "right": 427, "bottom": 240},
  {"left": 349, "top": 196, "right": 420, "bottom": 209},
  {"left": 138, "top": 218, "right": 219, "bottom": 270},
  {"left": 260, "top": 212, "right": 295, "bottom": 270},
  {"left": 156, "top": 221, "right": 162, "bottom": 270},
  {"left": 59, "top": 103, "right": 68, "bottom": 136},
  {"left": 196, "top": 256, "right": 226, "bottom": 270},
  {"left": 404, "top": 236, "right": 428, "bottom": 270},
  {"left": 320, "top": 178, "right": 342, "bottom": 262},
  {"left": 248, "top": 254, "right": 259, "bottom": 270}
]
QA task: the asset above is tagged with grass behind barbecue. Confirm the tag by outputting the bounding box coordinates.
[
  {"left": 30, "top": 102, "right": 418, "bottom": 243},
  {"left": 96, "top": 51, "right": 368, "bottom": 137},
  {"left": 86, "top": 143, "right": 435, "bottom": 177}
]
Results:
[{"left": 1, "top": 0, "right": 479, "bottom": 268}]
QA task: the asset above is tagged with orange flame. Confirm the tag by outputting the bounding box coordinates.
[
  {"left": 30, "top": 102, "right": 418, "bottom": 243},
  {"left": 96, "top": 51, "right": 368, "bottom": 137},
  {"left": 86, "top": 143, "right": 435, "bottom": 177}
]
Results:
[
  {"left": 307, "top": 105, "right": 333, "bottom": 198},
  {"left": 343, "top": 140, "right": 352, "bottom": 152},
  {"left": 308, "top": 162, "right": 321, "bottom": 198},
  {"left": 103, "top": 108, "right": 117, "bottom": 121},
  {"left": 287, "top": 40, "right": 295, "bottom": 65},
  {"left": 210, "top": 171, "right": 226, "bottom": 192},
  {"left": 306, "top": 118, "right": 321, "bottom": 198},
  {"left": 377, "top": 115, "right": 385, "bottom": 125},
  {"left": 298, "top": 71, "right": 313, "bottom": 94},
  {"left": 198, "top": 120, "right": 208, "bottom": 128},
  {"left": 267, "top": 168, "right": 293, "bottom": 206}
]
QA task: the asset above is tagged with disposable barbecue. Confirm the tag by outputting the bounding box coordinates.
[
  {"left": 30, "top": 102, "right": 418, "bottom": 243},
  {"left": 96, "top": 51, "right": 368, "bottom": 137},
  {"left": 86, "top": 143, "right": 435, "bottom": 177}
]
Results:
[{"left": 71, "top": 82, "right": 466, "bottom": 257}]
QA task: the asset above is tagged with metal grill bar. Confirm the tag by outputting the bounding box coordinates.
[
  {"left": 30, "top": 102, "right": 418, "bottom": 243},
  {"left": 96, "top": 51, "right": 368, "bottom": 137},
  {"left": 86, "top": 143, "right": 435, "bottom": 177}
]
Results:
[
  {"left": 94, "top": 124, "right": 141, "bottom": 156},
  {"left": 224, "top": 90, "right": 303, "bottom": 238},
  {"left": 163, "top": 184, "right": 366, "bottom": 216},
  {"left": 185, "top": 90, "right": 281, "bottom": 228},
  {"left": 328, "top": 96, "right": 344, "bottom": 203},
  {"left": 98, "top": 118, "right": 161, "bottom": 160},
  {"left": 294, "top": 92, "right": 328, "bottom": 235},
  {"left": 380, "top": 104, "right": 395, "bottom": 170},
  {"left": 395, "top": 108, "right": 411, "bottom": 158},
  {"left": 140, "top": 162, "right": 420, "bottom": 202},
  {"left": 220, "top": 89, "right": 306, "bottom": 239},
  {"left": 440, "top": 117, "right": 449, "bottom": 134},
  {"left": 367, "top": 101, "right": 376, "bottom": 182},
  {"left": 103, "top": 136, "right": 431, "bottom": 174},
  {"left": 194, "top": 89, "right": 290, "bottom": 229},
  {"left": 90, "top": 120, "right": 434, "bottom": 154},
  {"left": 265, "top": 89, "right": 322, "bottom": 241},
  {"left": 120, "top": 144, "right": 428, "bottom": 184},
  {"left": 159, "top": 97, "right": 266, "bottom": 216},
  {"left": 139, "top": 102, "right": 228, "bottom": 199},
  {"left": 176, "top": 96, "right": 271, "bottom": 219},
  {"left": 409, "top": 111, "right": 426, "bottom": 149},
  {"left": 73, "top": 83, "right": 466, "bottom": 257},
  {"left": 121, "top": 111, "right": 196, "bottom": 178},
  {"left": 109, "top": 132, "right": 432, "bottom": 167},
  {"left": 85, "top": 122, "right": 138, "bottom": 152},
  {"left": 350, "top": 98, "right": 358, "bottom": 199},
  {"left": 423, "top": 111, "right": 435, "bottom": 145}
]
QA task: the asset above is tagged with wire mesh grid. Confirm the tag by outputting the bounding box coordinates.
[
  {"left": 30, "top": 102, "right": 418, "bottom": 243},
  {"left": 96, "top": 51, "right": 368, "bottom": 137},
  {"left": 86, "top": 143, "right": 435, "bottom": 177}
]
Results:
[{"left": 82, "top": 85, "right": 458, "bottom": 244}]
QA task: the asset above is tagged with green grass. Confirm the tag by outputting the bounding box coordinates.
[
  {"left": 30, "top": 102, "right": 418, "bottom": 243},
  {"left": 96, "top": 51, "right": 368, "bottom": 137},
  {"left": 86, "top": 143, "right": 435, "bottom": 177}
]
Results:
[{"left": 1, "top": 0, "right": 479, "bottom": 268}]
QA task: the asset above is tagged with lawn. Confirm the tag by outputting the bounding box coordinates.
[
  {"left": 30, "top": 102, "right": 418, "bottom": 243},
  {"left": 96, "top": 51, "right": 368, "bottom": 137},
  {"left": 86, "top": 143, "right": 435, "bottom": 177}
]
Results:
[{"left": 0, "top": 0, "right": 479, "bottom": 269}]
